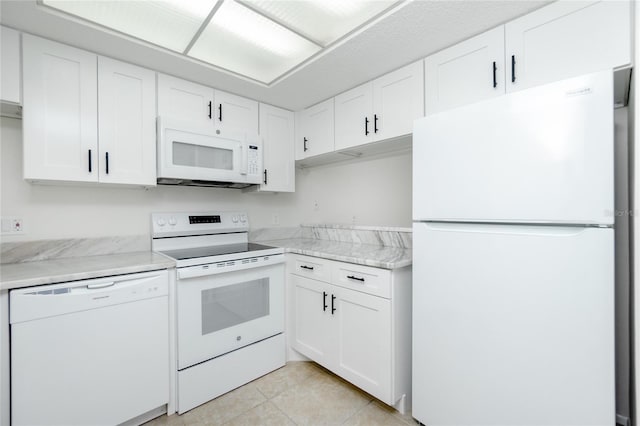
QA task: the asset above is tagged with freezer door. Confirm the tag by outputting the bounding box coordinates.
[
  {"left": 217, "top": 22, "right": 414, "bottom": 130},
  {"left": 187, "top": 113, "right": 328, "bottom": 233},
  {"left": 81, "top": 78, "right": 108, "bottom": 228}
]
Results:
[
  {"left": 413, "top": 71, "right": 614, "bottom": 225},
  {"left": 412, "top": 222, "right": 614, "bottom": 426}
]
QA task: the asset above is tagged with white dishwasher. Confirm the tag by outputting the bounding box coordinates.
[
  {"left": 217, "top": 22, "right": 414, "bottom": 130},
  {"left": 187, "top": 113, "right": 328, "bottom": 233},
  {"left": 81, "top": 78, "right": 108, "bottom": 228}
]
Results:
[{"left": 10, "top": 270, "right": 170, "bottom": 426}]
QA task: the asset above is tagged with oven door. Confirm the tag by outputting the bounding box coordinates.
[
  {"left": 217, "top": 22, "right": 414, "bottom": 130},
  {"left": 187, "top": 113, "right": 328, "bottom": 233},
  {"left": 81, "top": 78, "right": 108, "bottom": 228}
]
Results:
[
  {"left": 177, "top": 262, "right": 284, "bottom": 370},
  {"left": 158, "top": 117, "right": 248, "bottom": 183}
]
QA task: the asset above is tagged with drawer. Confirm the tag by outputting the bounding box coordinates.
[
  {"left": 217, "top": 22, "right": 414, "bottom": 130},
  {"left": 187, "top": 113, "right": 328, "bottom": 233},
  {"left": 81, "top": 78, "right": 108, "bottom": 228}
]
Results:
[
  {"left": 290, "top": 254, "right": 332, "bottom": 282},
  {"left": 332, "top": 263, "right": 391, "bottom": 299}
]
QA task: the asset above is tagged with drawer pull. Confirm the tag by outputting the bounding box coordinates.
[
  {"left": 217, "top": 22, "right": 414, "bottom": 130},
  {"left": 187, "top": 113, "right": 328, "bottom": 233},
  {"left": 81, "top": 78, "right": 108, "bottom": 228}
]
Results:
[
  {"left": 347, "top": 275, "right": 365, "bottom": 282},
  {"left": 300, "top": 265, "right": 314, "bottom": 270}
]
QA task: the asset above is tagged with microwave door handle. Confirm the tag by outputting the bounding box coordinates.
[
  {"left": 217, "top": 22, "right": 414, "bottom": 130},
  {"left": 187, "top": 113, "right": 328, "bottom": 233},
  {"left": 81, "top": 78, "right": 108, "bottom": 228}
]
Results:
[{"left": 240, "top": 142, "right": 248, "bottom": 175}]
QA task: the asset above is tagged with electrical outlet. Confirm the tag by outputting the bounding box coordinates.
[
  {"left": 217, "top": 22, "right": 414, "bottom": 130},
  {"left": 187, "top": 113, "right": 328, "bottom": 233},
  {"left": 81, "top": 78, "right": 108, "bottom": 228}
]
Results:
[
  {"left": 272, "top": 214, "right": 280, "bottom": 226},
  {"left": 314, "top": 201, "right": 319, "bottom": 211},
  {"left": 1, "top": 217, "right": 25, "bottom": 234}
]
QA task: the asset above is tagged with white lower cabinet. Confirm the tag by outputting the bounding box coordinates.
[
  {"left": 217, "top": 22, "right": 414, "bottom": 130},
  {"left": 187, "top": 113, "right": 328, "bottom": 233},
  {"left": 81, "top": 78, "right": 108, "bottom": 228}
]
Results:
[
  {"left": 289, "top": 254, "right": 411, "bottom": 411},
  {"left": 292, "top": 275, "right": 335, "bottom": 366},
  {"left": 334, "top": 285, "right": 391, "bottom": 402}
]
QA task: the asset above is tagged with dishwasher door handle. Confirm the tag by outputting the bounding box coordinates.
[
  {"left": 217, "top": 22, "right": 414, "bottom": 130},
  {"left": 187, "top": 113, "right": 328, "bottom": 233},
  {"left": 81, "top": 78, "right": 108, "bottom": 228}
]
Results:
[{"left": 87, "top": 282, "right": 115, "bottom": 290}]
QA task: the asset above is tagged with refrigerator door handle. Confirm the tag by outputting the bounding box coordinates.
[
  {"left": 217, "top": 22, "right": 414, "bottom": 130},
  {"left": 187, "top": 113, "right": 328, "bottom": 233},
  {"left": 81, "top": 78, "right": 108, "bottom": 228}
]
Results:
[{"left": 418, "top": 222, "right": 596, "bottom": 237}]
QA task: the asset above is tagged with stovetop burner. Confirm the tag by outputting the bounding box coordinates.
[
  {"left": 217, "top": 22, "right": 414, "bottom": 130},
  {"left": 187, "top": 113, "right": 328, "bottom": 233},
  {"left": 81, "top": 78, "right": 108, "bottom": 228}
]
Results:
[{"left": 160, "top": 242, "right": 279, "bottom": 261}]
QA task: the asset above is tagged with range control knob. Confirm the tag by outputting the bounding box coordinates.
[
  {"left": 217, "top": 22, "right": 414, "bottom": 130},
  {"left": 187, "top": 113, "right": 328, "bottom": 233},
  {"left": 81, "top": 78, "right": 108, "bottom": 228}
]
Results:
[
  {"left": 168, "top": 216, "right": 177, "bottom": 226},
  {"left": 232, "top": 215, "right": 239, "bottom": 223},
  {"left": 240, "top": 214, "right": 247, "bottom": 223},
  {"left": 156, "top": 218, "right": 166, "bottom": 227}
]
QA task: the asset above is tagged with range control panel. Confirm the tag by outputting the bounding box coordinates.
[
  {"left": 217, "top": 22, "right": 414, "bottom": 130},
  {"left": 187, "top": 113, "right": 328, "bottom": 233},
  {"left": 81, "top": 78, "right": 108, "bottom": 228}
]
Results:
[{"left": 152, "top": 211, "right": 248, "bottom": 238}]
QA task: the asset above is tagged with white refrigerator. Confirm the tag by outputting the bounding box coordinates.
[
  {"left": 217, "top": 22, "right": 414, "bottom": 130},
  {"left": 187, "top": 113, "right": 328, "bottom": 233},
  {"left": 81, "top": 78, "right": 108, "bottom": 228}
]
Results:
[{"left": 412, "top": 71, "right": 615, "bottom": 425}]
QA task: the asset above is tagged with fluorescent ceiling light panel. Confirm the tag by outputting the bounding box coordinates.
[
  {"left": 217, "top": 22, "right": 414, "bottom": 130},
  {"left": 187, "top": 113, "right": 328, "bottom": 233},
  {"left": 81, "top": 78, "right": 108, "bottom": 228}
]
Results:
[
  {"left": 188, "top": 0, "right": 321, "bottom": 83},
  {"left": 42, "top": 0, "right": 214, "bottom": 52},
  {"left": 245, "top": 0, "right": 397, "bottom": 46},
  {"left": 41, "top": 0, "right": 401, "bottom": 85}
]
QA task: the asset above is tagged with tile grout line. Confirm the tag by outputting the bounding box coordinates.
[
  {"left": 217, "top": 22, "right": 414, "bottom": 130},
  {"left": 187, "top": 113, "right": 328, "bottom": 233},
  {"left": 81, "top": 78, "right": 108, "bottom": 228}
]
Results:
[
  {"left": 267, "top": 397, "right": 300, "bottom": 426},
  {"left": 340, "top": 399, "right": 376, "bottom": 425}
]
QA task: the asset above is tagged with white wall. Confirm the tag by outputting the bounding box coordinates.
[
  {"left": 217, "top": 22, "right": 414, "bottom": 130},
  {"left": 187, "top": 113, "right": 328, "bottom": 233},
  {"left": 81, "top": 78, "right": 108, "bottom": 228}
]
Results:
[{"left": 0, "top": 117, "right": 412, "bottom": 242}]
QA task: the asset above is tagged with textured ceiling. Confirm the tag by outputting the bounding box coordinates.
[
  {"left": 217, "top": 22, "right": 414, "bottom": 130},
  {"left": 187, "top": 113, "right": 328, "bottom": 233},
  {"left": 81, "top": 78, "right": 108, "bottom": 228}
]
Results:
[{"left": 0, "top": 0, "right": 550, "bottom": 110}]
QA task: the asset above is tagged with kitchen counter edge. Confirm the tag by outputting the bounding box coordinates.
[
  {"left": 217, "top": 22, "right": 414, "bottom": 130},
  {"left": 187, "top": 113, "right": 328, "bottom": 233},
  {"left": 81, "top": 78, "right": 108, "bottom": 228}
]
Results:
[
  {"left": 260, "top": 238, "right": 412, "bottom": 270},
  {"left": 0, "top": 252, "right": 176, "bottom": 291}
]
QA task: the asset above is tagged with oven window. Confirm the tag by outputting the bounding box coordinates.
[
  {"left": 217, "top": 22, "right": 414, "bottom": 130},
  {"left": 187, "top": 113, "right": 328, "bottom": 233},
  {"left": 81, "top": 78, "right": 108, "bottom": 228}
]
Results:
[
  {"left": 173, "top": 141, "right": 233, "bottom": 170},
  {"left": 201, "top": 278, "right": 269, "bottom": 335}
]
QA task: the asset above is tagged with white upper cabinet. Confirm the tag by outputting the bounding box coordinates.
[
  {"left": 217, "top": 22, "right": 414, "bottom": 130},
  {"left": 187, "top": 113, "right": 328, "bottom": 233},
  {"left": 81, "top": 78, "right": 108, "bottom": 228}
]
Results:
[
  {"left": 425, "top": 26, "right": 505, "bottom": 115},
  {"left": 23, "top": 34, "right": 98, "bottom": 183},
  {"left": 157, "top": 73, "right": 259, "bottom": 135},
  {"left": 98, "top": 57, "right": 156, "bottom": 186},
  {"left": 297, "top": 98, "right": 335, "bottom": 159},
  {"left": 425, "top": 0, "right": 631, "bottom": 113},
  {"left": 214, "top": 90, "right": 259, "bottom": 135},
  {"left": 255, "top": 103, "right": 295, "bottom": 192},
  {"left": 335, "top": 61, "right": 423, "bottom": 151},
  {"left": 157, "top": 73, "right": 214, "bottom": 131},
  {"left": 505, "top": 0, "right": 631, "bottom": 93},
  {"left": 334, "top": 82, "right": 373, "bottom": 150},
  {"left": 23, "top": 34, "right": 156, "bottom": 186},
  {"left": 372, "top": 60, "right": 424, "bottom": 141},
  {"left": 1, "top": 26, "right": 21, "bottom": 105}
]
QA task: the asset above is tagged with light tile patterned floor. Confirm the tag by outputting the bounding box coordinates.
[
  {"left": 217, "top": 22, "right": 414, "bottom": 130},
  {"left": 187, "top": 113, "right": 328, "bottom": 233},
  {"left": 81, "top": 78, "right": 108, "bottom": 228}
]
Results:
[{"left": 145, "top": 362, "right": 417, "bottom": 426}]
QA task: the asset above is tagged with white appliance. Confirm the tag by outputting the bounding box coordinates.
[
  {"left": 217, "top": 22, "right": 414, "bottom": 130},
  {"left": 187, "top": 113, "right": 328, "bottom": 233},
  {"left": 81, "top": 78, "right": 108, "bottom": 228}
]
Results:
[
  {"left": 412, "top": 71, "right": 615, "bottom": 425},
  {"left": 10, "top": 270, "right": 170, "bottom": 426},
  {"left": 156, "top": 117, "right": 263, "bottom": 188},
  {"left": 152, "top": 212, "right": 285, "bottom": 414}
]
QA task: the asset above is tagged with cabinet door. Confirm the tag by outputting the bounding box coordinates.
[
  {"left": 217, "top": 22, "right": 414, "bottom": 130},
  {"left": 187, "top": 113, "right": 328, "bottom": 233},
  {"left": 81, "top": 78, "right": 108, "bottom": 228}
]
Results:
[
  {"left": 334, "top": 82, "right": 373, "bottom": 151},
  {"left": 258, "top": 104, "right": 295, "bottom": 192},
  {"left": 1, "top": 26, "right": 20, "bottom": 104},
  {"left": 505, "top": 0, "right": 631, "bottom": 93},
  {"left": 157, "top": 73, "right": 214, "bottom": 130},
  {"left": 98, "top": 57, "right": 156, "bottom": 186},
  {"left": 299, "top": 98, "right": 334, "bottom": 158},
  {"left": 214, "top": 90, "right": 259, "bottom": 135},
  {"left": 424, "top": 26, "right": 504, "bottom": 115},
  {"left": 22, "top": 34, "right": 98, "bottom": 182},
  {"left": 291, "top": 275, "right": 335, "bottom": 369},
  {"left": 373, "top": 60, "right": 424, "bottom": 140},
  {"left": 335, "top": 286, "right": 391, "bottom": 403}
]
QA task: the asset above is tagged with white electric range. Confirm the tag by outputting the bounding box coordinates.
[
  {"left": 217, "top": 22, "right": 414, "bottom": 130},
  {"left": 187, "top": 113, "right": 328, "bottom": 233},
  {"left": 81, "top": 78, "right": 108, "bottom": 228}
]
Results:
[{"left": 152, "top": 211, "right": 285, "bottom": 414}]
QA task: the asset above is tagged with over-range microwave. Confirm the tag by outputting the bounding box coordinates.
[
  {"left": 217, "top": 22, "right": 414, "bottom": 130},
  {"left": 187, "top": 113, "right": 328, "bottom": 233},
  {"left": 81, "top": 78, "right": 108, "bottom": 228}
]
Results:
[{"left": 157, "top": 117, "right": 263, "bottom": 188}]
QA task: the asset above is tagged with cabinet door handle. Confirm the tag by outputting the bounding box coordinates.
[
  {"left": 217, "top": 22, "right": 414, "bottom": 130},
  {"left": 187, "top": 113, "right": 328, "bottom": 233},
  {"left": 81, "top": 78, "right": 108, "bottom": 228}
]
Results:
[
  {"left": 88, "top": 149, "right": 92, "bottom": 173},
  {"left": 208, "top": 101, "right": 212, "bottom": 119},
  {"left": 365, "top": 117, "right": 370, "bottom": 135},
  {"left": 323, "top": 291, "right": 328, "bottom": 312},
  {"left": 300, "top": 265, "right": 314, "bottom": 270},
  {"left": 303, "top": 137, "right": 308, "bottom": 152},
  {"left": 492, "top": 61, "right": 497, "bottom": 88},
  {"left": 347, "top": 275, "right": 365, "bottom": 282},
  {"left": 331, "top": 294, "right": 336, "bottom": 315},
  {"left": 263, "top": 169, "right": 268, "bottom": 185},
  {"left": 218, "top": 103, "right": 222, "bottom": 121},
  {"left": 374, "top": 114, "right": 379, "bottom": 133},
  {"left": 511, "top": 55, "right": 516, "bottom": 83},
  {"left": 105, "top": 152, "right": 109, "bottom": 174}
]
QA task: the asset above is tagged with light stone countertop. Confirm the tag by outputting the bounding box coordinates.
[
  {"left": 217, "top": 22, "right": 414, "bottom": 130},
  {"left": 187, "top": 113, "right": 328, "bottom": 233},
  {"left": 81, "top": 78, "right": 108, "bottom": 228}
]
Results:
[
  {"left": 0, "top": 252, "right": 175, "bottom": 291},
  {"left": 260, "top": 238, "right": 412, "bottom": 269}
]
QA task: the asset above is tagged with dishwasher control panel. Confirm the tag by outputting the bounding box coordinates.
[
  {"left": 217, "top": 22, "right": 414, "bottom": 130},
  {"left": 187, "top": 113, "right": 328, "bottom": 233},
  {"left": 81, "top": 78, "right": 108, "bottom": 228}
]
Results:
[{"left": 9, "top": 270, "right": 169, "bottom": 324}]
